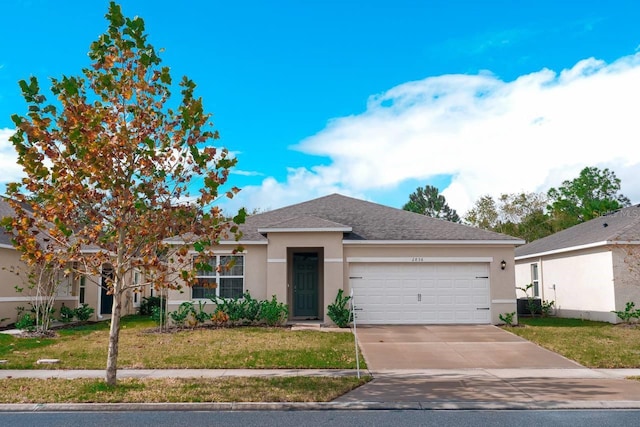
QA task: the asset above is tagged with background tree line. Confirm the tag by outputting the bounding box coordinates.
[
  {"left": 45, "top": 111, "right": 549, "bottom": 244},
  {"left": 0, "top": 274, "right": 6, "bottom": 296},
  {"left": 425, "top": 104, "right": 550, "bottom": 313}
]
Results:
[{"left": 404, "top": 166, "right": 631, "bottom": 243}]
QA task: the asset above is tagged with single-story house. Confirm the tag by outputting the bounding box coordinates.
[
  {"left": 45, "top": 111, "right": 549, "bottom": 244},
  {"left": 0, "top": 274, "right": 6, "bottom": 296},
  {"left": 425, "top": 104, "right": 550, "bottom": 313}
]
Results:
[
  {"left": 166, "top": 194, "right": 524, "bottom": 325},
  {"left": 515, "top": 204, "right": 640, "bottom": 323},
  {"left": 0, "top": 198, "right": 145, "bottom": 326}
]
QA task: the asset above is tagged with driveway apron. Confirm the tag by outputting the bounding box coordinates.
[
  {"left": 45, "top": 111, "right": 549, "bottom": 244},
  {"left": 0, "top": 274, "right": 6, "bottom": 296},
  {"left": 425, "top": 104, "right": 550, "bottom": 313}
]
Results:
[{"left": 355, "top": 325, "right": 581, "bottom": 370}]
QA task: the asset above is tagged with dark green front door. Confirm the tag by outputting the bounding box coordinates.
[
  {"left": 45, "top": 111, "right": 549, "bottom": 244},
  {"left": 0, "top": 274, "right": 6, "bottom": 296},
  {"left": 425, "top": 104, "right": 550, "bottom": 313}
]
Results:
[{"left": 293, "top": 253, "right": 319, "bottom": 318}]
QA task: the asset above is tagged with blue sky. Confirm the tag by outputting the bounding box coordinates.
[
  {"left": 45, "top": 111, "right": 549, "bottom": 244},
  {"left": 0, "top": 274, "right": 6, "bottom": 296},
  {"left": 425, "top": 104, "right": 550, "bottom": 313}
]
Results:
[{"left": 1, "top": 0, "right": 640, "bottom": 215}]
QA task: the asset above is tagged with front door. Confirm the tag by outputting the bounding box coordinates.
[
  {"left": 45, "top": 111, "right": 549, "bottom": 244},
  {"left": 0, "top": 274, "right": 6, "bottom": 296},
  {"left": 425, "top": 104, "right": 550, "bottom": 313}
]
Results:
[
  {"left": 292, "top": 253, "right": 319, "bottom": 318},
  {"left": 100, "top": 265, "right": 114, "bottom": 315}
]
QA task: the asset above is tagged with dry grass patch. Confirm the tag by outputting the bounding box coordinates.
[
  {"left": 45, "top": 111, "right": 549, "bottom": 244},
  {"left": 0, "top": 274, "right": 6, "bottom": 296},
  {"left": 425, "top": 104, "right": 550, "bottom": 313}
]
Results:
[
  {"left": 505, "top": 317, "right": 640, "bottom": 368},
  {"left": 0, "top": 316, "right": 365, "bottom": 369},
  {"left": 0, "top": 376, "right": 369, "bottom": 403}
]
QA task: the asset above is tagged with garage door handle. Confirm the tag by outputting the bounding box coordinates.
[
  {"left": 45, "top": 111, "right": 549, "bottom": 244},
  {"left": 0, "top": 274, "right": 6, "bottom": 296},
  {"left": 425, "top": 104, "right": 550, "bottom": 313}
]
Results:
[
  {"left": 417, "top": 293, "right": 421, "bottom": 302},
  {"left": 476, "top": 307, "right": 490, "bottom": 310},
  {"left": 475, "top": 276, "right": 489, "bottom": 279}
]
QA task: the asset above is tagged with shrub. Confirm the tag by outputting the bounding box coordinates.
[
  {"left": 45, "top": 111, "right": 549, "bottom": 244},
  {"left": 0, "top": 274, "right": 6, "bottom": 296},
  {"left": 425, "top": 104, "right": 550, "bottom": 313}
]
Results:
[
  {"left": 15, "top": 313, "right": 36, "bottom": 331},
  {"left": 169, "top": 302, "right": 193, "bottom": 327},
  {"left": 139, "top": 296, "right": 165, "bottom": 316},
  {"left": 541, "top": 300, "right": 555, "bottom": 317},
  {"left": 499, "top": 311, "right": 516, "bottom": 327},
  {"left": 327, "top": 289, "right": 353, "bottom": 328},
  {"left": 190, "top": 300, "right": 210, "bottom": 325},
  {"left": 260, "top": 295, "right": 288, "bottom": 326},
  {"left": 213, "top": 293, "right": 288, "bottom": 326},
  {"left": 210, "top": 310, "right": 229, "bottom": 326},
  {"left": 611, "top": 301, "right": 640, "bottom": 324},
  {"left": 74, "top": 304, "right": 94, "bottom": 322},
  {"left": 150, "top": 305, "right": 166, "bottom": 326},
  {"left": 59, "top": 304, "right": 75, "bottom": 323}
]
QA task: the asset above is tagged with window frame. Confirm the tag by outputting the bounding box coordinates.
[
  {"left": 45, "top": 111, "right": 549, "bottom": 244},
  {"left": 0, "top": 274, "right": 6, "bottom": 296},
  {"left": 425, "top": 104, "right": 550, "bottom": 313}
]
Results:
[
  {"left": 531, "top": 263, "right": 540, "bottom": 297},
  {"left": 192, "top": 254, "right": 245, "bottom": 300}
]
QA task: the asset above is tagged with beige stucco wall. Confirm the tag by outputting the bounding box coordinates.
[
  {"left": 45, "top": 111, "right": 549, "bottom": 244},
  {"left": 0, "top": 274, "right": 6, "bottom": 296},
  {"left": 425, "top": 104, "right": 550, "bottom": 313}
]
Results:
[
  {"left": 516, "top": 247, "right": 617, "bottom": 322},
  {"left": 344, "top": 244, "right": 518, "bottom": 324}
]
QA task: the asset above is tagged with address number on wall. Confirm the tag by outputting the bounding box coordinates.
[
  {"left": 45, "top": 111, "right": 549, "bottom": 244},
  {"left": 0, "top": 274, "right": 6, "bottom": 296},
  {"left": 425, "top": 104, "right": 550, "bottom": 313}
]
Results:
[{"left": 411, "top": 257, "right": 425, "bottom": 262}]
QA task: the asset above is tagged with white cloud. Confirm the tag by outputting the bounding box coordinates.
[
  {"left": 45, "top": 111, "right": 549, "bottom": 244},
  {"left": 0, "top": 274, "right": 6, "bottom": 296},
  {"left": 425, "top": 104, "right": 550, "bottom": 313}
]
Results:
[
  {"left": 229, "top": 53, "right": 640, "bottom": 213},
  {"left": 0, "top": 128, "right": 24, "bottom": 187},
  {"left": 231, "top": 170, "right": 264, "bottom": 177}
]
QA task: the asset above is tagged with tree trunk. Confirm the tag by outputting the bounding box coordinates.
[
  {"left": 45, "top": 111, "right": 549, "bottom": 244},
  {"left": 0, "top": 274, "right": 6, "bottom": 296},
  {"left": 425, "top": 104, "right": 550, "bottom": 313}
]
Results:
[{"left": 105, "top": 289, "right": 122, "bottom": 386}]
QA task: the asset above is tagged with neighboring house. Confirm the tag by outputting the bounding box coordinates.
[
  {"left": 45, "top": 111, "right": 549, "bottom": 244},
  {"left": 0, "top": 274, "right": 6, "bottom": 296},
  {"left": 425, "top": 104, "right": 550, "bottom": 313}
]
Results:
[
  {"left": 515, "top": 205, "right": 640, "bottom": 323},
  {"left": 166, "top": 194, "right": 524, "bottom": 325},
  {"left": 0, "top": 198, "right": 144, "bottom": 325}
]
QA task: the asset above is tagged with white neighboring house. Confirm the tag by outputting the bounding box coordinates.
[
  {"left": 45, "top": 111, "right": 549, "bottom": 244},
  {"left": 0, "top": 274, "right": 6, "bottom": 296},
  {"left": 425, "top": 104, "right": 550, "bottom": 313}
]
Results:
[{"left": 515, "top": 205, "right": 640, "bottom": 323}]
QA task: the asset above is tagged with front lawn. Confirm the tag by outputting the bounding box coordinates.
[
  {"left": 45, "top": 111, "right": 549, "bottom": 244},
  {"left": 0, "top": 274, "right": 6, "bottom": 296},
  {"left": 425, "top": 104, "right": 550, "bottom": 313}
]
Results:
[
  {"left": 0, "top": 315, "right": 365, "bottom": 370},
  {"left": 0, "top": 377, "right": 369, "bottom": 403},
  {"left": 506, "top": 317, "right": 640, "bottom": 368}
]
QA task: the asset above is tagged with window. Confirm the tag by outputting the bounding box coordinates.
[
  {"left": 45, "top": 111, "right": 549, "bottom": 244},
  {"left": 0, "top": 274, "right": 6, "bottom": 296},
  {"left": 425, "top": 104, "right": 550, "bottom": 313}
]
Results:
[
  {"left": 79, "top": 276, "right": 86, "bottom": 304},
  {"left": 192, "top": 255, "right": 244, "bottom": 299},
  {"left": 531, "top": 264, "right": 540, "bottom": 297},
  {"left": 133, "top": 270, "right": 141, "bottom": 306}
]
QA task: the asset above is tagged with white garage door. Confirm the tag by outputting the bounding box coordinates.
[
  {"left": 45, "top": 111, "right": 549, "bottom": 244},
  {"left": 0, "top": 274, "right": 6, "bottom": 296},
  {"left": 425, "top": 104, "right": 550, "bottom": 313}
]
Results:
[{"left": 350, "top": 262, "right": 491, "bottom": 324}]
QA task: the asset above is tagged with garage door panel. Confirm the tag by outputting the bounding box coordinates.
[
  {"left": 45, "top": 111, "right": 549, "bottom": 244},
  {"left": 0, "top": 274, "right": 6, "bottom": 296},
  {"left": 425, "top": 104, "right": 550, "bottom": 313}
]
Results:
[{"left": 351, "top": 262, "right": 491, "bottom": 324}]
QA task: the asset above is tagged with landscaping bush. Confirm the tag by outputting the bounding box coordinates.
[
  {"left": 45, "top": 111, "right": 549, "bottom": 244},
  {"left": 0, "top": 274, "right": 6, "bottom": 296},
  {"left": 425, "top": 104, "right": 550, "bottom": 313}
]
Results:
[
  {"left": 73, "top": 304, "right": 95, "bottom": 322},
  {"left": 139, "top": 296, "right": 165, "bottom": 316},
  {"left": 612, "top": 301, "right": 640, "bottom": 324},
  {"left": 59, "top": 305, "right": 75, "bottom": 323},
  {"left": 169, "top": 302, "right": 193, "bottom": 327},
  {"left": 327, "top": 289, "right": 353, "bottom": 328},
  {"left": 260, "top": 295, "right": 288, "bottom": 326},
  {"left": 212, "top": 293, "right": 288, "bottom": 326}
]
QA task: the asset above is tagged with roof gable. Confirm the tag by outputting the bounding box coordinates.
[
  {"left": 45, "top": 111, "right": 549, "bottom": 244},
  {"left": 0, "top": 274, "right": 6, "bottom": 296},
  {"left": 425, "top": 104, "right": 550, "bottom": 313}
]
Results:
[
  {"left": 240, "top": 194, "right": 521, "bottom": 243},
  {"left": 515, "top": 205, "right": 640, "bottom": 258}
]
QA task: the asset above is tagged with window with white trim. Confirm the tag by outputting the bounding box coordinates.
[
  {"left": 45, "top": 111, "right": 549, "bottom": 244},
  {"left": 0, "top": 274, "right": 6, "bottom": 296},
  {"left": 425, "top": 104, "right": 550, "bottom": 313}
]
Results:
[
  {"left": 192, "top": 255, "right": 244, "bottom": 299},
  {"left": 531, "top": 264, "right": 540, "bottom": 297}
]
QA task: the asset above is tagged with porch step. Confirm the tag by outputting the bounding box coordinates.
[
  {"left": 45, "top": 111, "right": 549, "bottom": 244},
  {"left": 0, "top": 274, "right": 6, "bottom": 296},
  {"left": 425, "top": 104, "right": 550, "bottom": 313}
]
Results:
[{"left": 289, "top": 323, "right": 322, "bottom": 331}]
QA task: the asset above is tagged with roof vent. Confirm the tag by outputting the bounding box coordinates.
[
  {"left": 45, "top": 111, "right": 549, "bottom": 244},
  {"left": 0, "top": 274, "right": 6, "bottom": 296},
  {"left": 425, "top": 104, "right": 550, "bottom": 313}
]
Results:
[{"left": 603, "top": 223, "right": 608, "bottom": 228}]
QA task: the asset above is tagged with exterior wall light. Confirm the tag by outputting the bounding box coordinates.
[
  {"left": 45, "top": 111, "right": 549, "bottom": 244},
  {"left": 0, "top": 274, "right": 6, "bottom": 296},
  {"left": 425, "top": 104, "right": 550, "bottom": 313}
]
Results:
[{"left": 500, "top": 260, "right": 506, "bottom": 270}]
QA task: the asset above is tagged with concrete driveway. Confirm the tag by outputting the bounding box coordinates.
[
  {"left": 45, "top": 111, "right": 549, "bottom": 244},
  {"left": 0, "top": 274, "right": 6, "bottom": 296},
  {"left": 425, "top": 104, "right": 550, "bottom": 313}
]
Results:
[{"left": 355, "top": 325, "right": 581, "bottom": 370}]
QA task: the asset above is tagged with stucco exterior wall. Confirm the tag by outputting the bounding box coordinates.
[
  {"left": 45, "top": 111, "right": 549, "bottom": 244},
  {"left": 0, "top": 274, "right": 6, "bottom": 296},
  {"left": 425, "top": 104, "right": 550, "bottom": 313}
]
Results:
[
  {"left": 343, "top": 244, "right": 517, "bottom": 324},
  {"left": 611, "top": 245, "right": 640, "bottom": 312},
  {"left": 516, "top": 247, "right": 617, "bottom": 323}
]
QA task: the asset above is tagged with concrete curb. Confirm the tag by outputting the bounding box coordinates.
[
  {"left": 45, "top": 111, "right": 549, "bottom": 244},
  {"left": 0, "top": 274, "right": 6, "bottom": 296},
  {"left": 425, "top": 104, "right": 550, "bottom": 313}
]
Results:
[{"left": 2, "top": 400, "right": 640, "bottom": 412}]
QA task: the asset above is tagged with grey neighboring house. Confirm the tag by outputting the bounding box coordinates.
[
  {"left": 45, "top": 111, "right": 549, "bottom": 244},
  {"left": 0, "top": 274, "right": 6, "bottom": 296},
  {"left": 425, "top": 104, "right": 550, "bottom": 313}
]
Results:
[
  {"left": 167, "top": 193, "right": 524, "bottom": 325},
  {"left": 515, "top": 205, "right": 640, "bottom": 323}
]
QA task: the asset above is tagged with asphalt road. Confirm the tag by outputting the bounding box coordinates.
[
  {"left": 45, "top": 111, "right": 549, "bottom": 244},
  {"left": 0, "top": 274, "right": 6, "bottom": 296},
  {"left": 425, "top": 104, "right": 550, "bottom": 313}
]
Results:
[{"left": 1, "top": 410, "right": 640, "bottom": 427}]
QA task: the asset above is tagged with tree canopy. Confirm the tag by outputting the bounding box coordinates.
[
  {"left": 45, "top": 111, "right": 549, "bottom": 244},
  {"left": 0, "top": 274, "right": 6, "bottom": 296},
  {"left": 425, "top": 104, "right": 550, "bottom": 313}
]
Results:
[
  {"left": 547, "top": 166, "right": 630, "bottom": 229},
  {"left": 403, "top": 185, "right": 460, "bottom": 222},
  {"left": 3, "top": 2, "right": 244, "bottom": 385},
  {"left": 464, "top": 166, "right": 632, "bottom": 242}
]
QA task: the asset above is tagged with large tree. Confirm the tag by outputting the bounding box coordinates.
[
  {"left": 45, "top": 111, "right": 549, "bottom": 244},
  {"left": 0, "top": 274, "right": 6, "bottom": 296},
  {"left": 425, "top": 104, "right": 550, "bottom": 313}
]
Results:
[
  {"left": 403, "top": 185, "right": 460, "bottom": 222},
  {"left": 4, "top": 2, "right": 244, "bottom": 385},
  {"left": 547, "top": 166, "right": 631, "bottom": 229}
]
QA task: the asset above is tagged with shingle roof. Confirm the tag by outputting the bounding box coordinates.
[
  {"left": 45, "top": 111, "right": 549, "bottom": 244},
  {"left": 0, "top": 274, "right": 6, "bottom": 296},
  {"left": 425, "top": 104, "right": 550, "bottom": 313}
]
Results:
[
  {"left": 239, "top": 193, "right": 521, "bottom": 242},
  {"left": 0, "top": 198, "right": 16, "bottom": 246},
  {"left": 515, "top": 205, "right": 640, "bottom": 258},
  {"left": 257, "top": 215, "right": 352, "bottom": 231}
]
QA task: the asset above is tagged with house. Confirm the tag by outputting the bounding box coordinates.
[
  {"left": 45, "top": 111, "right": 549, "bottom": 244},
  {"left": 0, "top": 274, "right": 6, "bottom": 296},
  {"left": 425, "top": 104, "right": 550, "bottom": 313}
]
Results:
[
  {"left": 166, "top": 194, "right": 524, "bottom": 325},
  {"left": 0, "top": 198, "right": 145, "bottom": 326},
  {"left": 515, "top": 205, "right": 640, "bottom": 323}
]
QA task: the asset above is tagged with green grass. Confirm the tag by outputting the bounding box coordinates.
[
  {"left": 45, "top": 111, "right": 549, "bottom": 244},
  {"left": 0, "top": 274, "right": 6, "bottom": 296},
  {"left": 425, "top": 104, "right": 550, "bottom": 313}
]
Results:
[
  {"left": 505, "top": 317, "right": 640, "bottom": 368},
  {"left": 0, "top": 315, "right": 365, "bottom": 370},
  {"left": 0, "top": 376, "right": 370, "bottom": 403}
]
